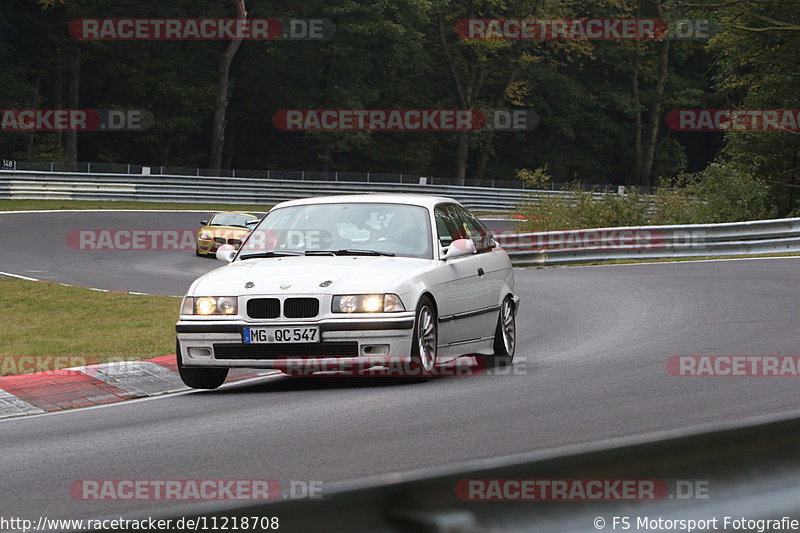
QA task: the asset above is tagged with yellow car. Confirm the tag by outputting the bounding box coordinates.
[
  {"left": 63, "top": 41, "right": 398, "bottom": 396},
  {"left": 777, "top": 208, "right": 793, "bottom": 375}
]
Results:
[{"left": 196, "top": 212, "right": 260, "bottom": 256}]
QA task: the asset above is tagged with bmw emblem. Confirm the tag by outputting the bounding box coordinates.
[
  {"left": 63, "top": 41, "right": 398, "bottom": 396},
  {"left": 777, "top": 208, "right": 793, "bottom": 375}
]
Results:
[
  {"left": 280, "top": 283, "right": 291, "bottom": 290},
  {"left": 245, "top": 281, "right": 255, "bottom": 289}
]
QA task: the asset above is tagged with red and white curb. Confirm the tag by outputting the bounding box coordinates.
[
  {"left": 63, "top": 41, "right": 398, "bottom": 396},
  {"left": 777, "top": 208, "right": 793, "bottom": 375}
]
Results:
[{"left": 0, "top": 355, "right": 278, "bottom": 419}]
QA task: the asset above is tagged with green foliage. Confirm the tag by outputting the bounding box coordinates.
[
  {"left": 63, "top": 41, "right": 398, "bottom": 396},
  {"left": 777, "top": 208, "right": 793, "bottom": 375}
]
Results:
[
  {"left": 0, "top": 0, "right": 791, "bottom": 223},
  {"left": 516, "top": 161, "right": 775, "bottom": 231},
  {"left": 516, "top": 167, "right": 650, "bottom": 231},
  {"left": 696, "top": 0, "right": 800, "bottom": 215},
  {"left": 650, "top": 162, "right": 775, "bottom": 224}
]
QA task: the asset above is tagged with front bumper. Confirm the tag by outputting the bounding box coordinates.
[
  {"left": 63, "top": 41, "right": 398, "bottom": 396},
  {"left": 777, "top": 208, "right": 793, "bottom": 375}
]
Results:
[
  {"left": 176, "top": 315, "right": 415, "bottom": 370},
  {"left": 196, "top": 237, "right": 244, "bottom": 254}
]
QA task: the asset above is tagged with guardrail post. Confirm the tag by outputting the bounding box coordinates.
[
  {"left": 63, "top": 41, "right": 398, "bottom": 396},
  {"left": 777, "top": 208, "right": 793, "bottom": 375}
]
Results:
[{"left": 367, "top": 172, "right": 370, "bottom": 183}]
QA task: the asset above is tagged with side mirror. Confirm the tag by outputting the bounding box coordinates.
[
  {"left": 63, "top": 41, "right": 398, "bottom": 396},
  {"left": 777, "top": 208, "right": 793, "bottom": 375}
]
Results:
[
  {"left": 442, "top": 238, "right": 476, "bottom": 260},
  {"left": 216, "top": 244, "right": 237, "bottom": 263},
  {"left": 200, "top": 220, "right": 208, "bottom": 226}
]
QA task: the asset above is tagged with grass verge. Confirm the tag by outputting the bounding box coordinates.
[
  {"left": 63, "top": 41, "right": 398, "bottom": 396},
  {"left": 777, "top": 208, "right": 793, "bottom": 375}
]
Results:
[
  {"left": 0, "top": 199, "right": 272, "bottom": 212},
  {"left": 1, "top": 276, "right": 178, "bottom": 374}
]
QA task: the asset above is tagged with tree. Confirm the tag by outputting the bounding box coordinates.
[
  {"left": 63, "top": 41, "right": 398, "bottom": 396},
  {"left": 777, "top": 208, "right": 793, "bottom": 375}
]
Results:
[
  {"left": 682, "top": 0, "right": 800, "bottom": 214},
  {"left": 209, "top": 0, "right": 247, "bottom": 171}
]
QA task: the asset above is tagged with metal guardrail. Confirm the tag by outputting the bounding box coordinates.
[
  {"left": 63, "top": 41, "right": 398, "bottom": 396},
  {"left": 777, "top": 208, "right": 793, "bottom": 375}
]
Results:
[
  {"left": 3, "top": 170, "right": 798, "bottom": 265},
  {"left": 0, "top": 170, "right": 622, "bottom": 212},
  {"left": 164, "top": 411, "right": 800, "bottom": 532},
  {"left": 0, "top": 170, "right": 537, "bottom": 212},
  {"left": 504, "top": 218, "right": 800, "bottom": 266}
]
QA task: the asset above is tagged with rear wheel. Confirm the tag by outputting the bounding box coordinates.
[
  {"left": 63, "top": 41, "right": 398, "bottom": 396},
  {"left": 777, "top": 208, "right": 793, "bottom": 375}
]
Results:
[
  {"left": 410, "top": 296, "right": 437, "bottom": 379},
  {"left": 176, "top": 340, "right": 228, "bottom": 389},
  {"left": 488, "top": 296, "right": 515, "bottom": 367}
]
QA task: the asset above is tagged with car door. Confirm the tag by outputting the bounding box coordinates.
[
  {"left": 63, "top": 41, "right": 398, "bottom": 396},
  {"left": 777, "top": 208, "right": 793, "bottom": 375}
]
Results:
[
  {"left": 452, "top": 204, "right": 506, "bottom": 304},
  {"left": 431, "top": 204, "right": 494, "bottom": 354},
  {"left": 452, "top": 204, "right": 508, "bottom": 339}
]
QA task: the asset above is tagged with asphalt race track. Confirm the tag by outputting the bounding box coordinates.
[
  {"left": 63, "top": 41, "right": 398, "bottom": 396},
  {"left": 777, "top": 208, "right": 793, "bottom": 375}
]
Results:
[{"left": 1, "top": 210, "right": 799, "bottom": 523}]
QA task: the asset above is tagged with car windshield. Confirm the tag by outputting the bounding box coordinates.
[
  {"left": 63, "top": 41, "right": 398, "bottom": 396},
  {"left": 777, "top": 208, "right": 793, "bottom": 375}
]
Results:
[
  {"left": 239, "top": 202, "right": 432, "bottom": 259},
  {"left": 208, "top": 213, "right": 255, "bottom": 228}
]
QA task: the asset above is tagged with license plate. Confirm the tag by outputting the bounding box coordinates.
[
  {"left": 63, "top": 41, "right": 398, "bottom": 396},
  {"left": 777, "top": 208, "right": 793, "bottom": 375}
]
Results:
[{"left": 243, "top": 326, "right": 319, "bottom": 344}]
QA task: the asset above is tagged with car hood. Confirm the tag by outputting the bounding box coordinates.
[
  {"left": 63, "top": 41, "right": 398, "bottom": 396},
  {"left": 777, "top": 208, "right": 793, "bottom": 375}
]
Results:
[
  {"left": 200, "top": 226, "right": 249, "bottom": 236},
  {"left": 189, "top": 255, "right": 433, "bottom": 295}
]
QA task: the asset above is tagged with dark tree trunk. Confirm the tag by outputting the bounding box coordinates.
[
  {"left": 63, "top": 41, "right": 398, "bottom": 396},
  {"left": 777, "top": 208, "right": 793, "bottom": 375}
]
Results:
[
  {"left": 630, "top": 49, "right": 642, "bottom": 187},
  {"left": 65, "top": 53, "right": 80, "bottom": 164},
  {"left": 25, "top": 74, "right": 40, "bottom": 159},
  {"left": 54, "top": 69, "right": 63, "bottom": 148},
  {"left": 209, "top": 0, "right": 247, "bottom": 171},
  {"left": 640, "top": 3, "right": 670, "bottom": 187},
  {"left": 455, "top": 131, "right": 470, "bottom": 184},
  {"left": 474, "top": 130, "right": 493, "bottom": 186},
  {"left": 474, "top": 66, "right": 520, "bottom": 186},
  {"left": 437, "top": 12, "right": 485, "bottom": 186}
]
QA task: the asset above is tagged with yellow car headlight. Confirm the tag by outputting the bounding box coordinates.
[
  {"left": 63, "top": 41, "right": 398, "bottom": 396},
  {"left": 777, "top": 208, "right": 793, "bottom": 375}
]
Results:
[
  {"left": 181, "top": 296, "right": 238, "bottom": 316},
  {"left": 331, "top": 294, "right": 405, "bottom": 313}
]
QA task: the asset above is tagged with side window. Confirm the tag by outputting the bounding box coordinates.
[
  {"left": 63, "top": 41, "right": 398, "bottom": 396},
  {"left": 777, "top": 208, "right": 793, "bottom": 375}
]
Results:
[
  {"left": 434, "top": 205, "right": 465, "bottom": 248},
  {"left": 454, "top": 206, "right": 494, "bottom": 252}
]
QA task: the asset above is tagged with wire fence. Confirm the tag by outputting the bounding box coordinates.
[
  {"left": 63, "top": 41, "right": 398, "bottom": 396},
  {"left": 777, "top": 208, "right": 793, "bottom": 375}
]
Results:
[{"left": 2, "top": 159, "right": 649, "bottom": 192}]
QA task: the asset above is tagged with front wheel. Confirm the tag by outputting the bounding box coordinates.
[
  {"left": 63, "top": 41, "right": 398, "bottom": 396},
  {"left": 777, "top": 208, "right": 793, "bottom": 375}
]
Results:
[
  {"left": 177, "top": 340, "right": 228, "bottom": 389},
  {"left": 410, "top": 296, "right": 437, "bottom": 379},
  {"left": 488, "top": 296, "right": 515, "bottom": 367}
]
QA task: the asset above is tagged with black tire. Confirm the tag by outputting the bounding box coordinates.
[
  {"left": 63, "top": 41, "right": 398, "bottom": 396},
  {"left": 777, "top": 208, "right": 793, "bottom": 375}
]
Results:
[
  {"left": 488, "top": 296, "right": 516, "bottom": 368},
  {"left": 410, "top": 296, "right": 437, "bottom": 379},
  {"left": 176, "top": 340, "right": 228, "bottom": 389}
]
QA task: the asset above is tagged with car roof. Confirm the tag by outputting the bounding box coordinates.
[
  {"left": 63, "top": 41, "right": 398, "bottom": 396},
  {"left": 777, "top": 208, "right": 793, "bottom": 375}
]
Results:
[{"left": 271, "top": 194, "right": 463, "bottom": 210}]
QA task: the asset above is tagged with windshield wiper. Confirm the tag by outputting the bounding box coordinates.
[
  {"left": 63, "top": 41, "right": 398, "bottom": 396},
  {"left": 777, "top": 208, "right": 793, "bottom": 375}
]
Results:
[
  {"left": 239, "top": 251, "right": 303, "bottom": 260},
  {"left": 303, "top": 249, "right": 395, "bottom": 257},
  {"left": 332, "top": 249, "right": 396, "bottom": 256}
]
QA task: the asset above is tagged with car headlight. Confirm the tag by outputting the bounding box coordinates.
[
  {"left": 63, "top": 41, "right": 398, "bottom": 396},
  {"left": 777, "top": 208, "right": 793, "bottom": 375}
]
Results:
[
  {"left": 331, "top": 294, "right": 405, "bottom": 313},
  {"left": 199, "top": 232, "right": 212, "bottom": 240},
  {"left": 181, "top": 296, "right": 238, "bottom": 315}
]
